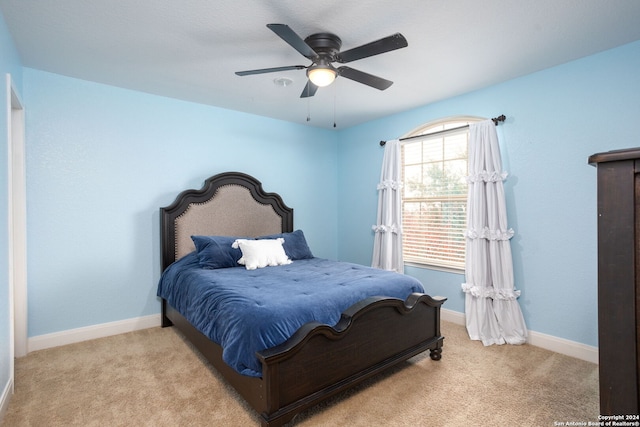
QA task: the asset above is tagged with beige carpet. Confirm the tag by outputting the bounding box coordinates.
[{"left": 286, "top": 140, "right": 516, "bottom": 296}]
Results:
[{"left": 1, "top": 321, "right": 599, "bottom": 426}]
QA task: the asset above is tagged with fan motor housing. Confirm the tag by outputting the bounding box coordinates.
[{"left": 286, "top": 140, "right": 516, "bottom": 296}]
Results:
[{"left": 304, "top": 33, "right": 342, "bottom": 58}]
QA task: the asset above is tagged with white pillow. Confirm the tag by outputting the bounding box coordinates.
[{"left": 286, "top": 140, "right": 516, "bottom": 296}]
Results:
[{"left": 231, "top": 238, "right": 292, "bottom": 270}]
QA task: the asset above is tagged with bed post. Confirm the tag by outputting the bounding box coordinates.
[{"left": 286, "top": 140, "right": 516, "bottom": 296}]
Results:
[
  {"left": 428, "top": 295, "right": 446, "bottom": 360},
  {"left": 161, "top": 299, "right": 173, "bottom": 328}
]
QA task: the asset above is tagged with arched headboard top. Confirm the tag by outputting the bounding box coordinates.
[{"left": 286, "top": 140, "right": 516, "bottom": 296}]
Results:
[{"left": 160, "top": 172, "right": 294, "bottom": 270}]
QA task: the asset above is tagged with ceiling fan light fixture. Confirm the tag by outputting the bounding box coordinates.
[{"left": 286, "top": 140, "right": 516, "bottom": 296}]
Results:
[{"left": 307, "top": 65, "right": 336, "bottom": 87}]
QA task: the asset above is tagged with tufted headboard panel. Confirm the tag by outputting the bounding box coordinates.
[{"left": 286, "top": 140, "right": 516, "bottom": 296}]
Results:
[{"left": 160, "top": 172, "right": 293, "bottom": 270}]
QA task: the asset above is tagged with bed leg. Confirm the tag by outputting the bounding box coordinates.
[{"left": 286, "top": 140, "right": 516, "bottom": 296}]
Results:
[
  {"left": 429, "top": 342, "right": 444, "bottom": 361},
  {"left": 161, "top": 299, "right": 174, "bottom": 328},
  {"left": 161, "top": 315, "right": 173, "bottom": 328}
]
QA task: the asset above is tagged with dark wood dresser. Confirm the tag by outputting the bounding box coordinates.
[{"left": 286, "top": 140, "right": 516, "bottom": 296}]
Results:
[{"left": 589, "top": 147, "right": 640, "bottom": 416}]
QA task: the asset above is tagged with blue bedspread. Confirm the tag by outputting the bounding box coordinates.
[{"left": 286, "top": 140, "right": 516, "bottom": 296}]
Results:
[{"left": 157, "top": 253, "right": 425, "bottom": 377}]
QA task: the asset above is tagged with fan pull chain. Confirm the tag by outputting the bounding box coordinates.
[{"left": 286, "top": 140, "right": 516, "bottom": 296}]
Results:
[
  {"left": 333, "top": 87, "right": 337, "bottom": 128},
  {"left": 306, "top": 96, "right": 310, "bottom": 122}
]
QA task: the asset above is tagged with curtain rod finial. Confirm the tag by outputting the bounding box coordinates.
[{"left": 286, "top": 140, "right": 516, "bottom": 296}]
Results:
[
  {"left": 380, "top": 140, "right": 386, "bottom": 146},
  {"left": 492, "top": 115, "right": 506, "bottom": 125}
]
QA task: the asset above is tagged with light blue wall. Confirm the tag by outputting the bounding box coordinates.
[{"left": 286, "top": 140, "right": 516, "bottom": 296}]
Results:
[
  {"left": 14, "top": 32, "right": 640, "bottom": 347},
  {"left": 23, "top": 69, "right": 338, "bottom": 336},
  {"left": 337, "top": 40, "right": 640, "bottom": 347},
  {"left": 0, "top": 6, "right": 22, "bottom": 403}
]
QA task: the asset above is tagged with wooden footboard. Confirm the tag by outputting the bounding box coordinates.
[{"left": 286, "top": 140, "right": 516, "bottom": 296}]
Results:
[
  {"left": 257, "top": 293, "right": 445, "bottom": 426},
  {"left": 162, "top": 293, "right": 445, "bottom": 427}
]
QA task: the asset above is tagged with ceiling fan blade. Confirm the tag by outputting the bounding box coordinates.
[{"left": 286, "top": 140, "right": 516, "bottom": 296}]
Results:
[
  {"left": 336, "top": 33, "right": 408, "bottom": 63},
  {"left": 267, "top": 24, "right": 318, "bottom": 59},
  {"left": 337, "top": 66, "right": 393, "bottom": 90},
  {"left": 235, "top": 65, "right": 306, "bottom": 76},
  {"left": 300, "top": 80, "right": 319, "bottom": 98}
]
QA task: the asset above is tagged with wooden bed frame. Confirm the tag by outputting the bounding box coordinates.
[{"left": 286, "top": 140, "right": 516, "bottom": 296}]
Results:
[{"left": 159, "top": 171, "right": 446, "bottom": 426}]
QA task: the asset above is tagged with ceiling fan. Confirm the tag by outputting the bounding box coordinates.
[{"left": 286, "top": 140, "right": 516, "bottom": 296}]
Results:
[{"left": 235, "top": 24, "right": 408, "bottom": 98}]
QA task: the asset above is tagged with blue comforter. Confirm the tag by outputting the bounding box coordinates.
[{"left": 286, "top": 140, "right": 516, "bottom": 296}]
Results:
[{"left": 157, "top": 253, "right": 425, "bottom": 377}]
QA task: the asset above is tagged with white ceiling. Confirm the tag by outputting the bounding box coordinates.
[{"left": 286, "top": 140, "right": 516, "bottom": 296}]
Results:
[{"left": 2, "top": 0, "right": 640, "bottom": 129}]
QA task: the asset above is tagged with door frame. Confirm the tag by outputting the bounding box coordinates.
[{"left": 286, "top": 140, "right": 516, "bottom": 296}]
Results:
[{"left": 7, "top": 73, "right": 27, "bottom": 362}]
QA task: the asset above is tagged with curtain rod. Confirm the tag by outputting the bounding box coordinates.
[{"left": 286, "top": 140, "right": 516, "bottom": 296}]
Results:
[{"left": 379, "top": 115, "right": 506, "bottom": 146}]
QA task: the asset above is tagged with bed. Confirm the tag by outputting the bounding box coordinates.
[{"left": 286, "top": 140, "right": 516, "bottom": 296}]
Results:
[{"left": 158, "top": 171, "right": 446, "bottom": 426}]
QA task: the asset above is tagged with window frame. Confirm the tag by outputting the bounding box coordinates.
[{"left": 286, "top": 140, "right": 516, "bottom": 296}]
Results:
[{"left": 400, "top": 116, "right": 484, "bottom": 273}]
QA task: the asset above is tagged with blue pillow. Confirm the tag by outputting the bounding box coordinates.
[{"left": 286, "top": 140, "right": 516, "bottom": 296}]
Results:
[
  {"left": 258, "top": 229, "right": 314, "bottom": 260},
  {"left": 191, "top": 235, "right": 244, "bottom": 269}
]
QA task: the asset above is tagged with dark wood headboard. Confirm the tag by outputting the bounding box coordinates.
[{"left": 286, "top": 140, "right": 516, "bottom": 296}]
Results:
[{"left": 160, "top": 172, "right": 293, "bottom": 271}]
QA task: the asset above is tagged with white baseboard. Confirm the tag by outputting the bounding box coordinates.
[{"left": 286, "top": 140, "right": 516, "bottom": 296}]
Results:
[
  {"left": 0, "top": 377, "right": 13, "bottom": 423},
  {"left": 27, "top": 314, "right": 161, "bottom": 353},
  {"left": 526, "top": 328, "right": 599, "bottom": 364},
  {"left": 441, "top": 308, "right": 599, "bottom": 364},
  {"left": 441, "top": 308, "right": 466, "bottom": 325},
  {"left": 24, "top": 310, "right": 598, "bottom": 365}
]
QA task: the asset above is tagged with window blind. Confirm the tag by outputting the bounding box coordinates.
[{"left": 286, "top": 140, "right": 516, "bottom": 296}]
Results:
[{"left": 401, "top": 125, "right": 469, "bottom": 270}]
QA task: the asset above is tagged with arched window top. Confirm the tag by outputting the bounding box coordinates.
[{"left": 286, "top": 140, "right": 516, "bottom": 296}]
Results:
[{"left": 402, "top": 116, "right": 485, "bottom": 139}]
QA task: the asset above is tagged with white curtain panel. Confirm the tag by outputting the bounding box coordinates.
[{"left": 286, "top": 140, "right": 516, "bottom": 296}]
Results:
[
  {"left": 462, "top": 120, "right": 527, "bottom": 345},
  {"left": 372, "top": 139, "right": 404, "bottom": 272}
]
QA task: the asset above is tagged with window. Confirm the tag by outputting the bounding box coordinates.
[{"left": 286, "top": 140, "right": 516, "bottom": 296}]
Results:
[{"left": 401, "top": 118, "right": 481, "bottom": 272}]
